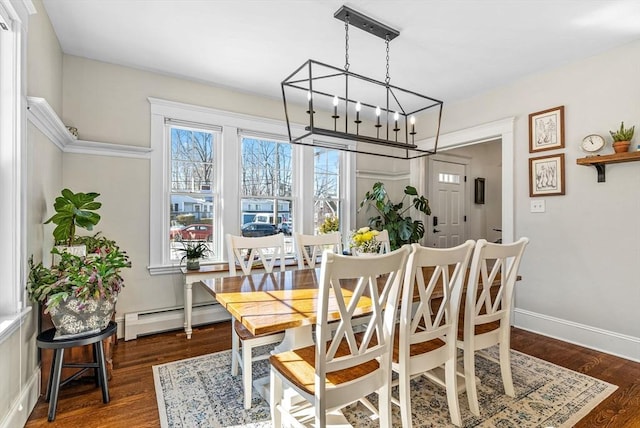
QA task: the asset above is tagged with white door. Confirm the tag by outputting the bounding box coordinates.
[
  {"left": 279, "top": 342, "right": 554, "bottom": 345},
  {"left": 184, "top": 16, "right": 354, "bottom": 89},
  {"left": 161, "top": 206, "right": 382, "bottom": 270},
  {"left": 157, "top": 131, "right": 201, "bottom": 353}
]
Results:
[{"left": 429, "top": 160, "right": 466, "bottom": 248}]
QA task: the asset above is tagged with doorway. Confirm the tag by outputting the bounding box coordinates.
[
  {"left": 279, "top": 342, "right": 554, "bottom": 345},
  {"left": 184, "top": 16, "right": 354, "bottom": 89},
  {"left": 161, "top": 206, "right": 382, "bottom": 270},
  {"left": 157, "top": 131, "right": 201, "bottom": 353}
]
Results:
[{"left": 428, "top": 158, "right": 468, "bottom": 247}]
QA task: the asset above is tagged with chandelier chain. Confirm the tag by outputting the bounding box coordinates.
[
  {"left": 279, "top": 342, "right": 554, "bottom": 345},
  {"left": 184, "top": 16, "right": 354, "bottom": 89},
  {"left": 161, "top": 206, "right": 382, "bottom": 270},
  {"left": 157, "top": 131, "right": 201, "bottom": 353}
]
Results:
[
  {"left": 344, "top": 14, "right": 350, "bottom": 71},
  {"left": 385, "top": 35, "right": 390, "bottom": 84}
]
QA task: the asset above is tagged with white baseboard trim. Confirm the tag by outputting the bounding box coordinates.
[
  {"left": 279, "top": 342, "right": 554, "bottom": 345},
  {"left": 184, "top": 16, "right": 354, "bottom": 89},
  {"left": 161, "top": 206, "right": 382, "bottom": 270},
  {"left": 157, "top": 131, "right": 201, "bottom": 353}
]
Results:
[
  {"left": 514, "top": 308, "right": 640, "bottom": 363},
  {"left": 123, "top": 303, "right": 231, "bottom": 341},
  {"left": 1, "top": 366, "right": 40, "bottom": 428}
]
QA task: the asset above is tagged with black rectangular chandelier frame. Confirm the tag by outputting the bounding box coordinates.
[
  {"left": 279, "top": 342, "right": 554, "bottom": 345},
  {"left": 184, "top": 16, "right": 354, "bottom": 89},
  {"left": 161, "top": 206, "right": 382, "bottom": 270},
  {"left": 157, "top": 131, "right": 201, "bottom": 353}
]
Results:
[{"left": 282, "top": 60, "right": 443, "bottom": 159}]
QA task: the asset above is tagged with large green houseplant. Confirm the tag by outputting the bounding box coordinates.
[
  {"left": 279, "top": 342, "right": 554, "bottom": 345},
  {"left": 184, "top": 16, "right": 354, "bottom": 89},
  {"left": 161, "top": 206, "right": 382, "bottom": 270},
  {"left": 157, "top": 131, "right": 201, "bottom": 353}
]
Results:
[
  {"left": 28, "top": 189, "right": 131, "bottom": 338},
  {"left": 359, "top": 181, "right": 431, "bottom": 250},
  {"left": 44, "top": 188, "right": 101, "bottom": 247}
]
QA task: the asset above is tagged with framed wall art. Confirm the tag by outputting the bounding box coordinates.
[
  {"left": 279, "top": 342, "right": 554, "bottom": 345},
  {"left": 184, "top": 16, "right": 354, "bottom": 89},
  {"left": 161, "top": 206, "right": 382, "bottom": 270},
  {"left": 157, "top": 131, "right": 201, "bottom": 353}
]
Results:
[
  {"left": 529, "top": 105, "right": 565, "bottom": 153},
  {"left": 529, "top": 153, "right": 565, "bottom": 197}
]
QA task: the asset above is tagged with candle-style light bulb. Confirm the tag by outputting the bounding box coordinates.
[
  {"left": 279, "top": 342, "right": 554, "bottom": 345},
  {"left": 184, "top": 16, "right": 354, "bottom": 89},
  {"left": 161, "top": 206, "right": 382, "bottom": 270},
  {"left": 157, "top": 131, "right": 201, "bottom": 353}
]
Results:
[
  {"left": 332, "top": 96, "right": 339, "bottom": 118},
  {"left": 410, "top": 115, "right": 416, "bottom": 134},
  {"left": 355, "top": 101, "right": 361, "bottom": 122},
  {"left": 307, "top": 91, "right": 311, "bottom": 101},
  {"left": 375, "top": 106, "right": 381, "bottom": 126},
  {"left": 333, "top": 96, "right": 339, "bottom": 107},
  {"left": 394, "top": 111, "right": 399, "bottom": 130}
]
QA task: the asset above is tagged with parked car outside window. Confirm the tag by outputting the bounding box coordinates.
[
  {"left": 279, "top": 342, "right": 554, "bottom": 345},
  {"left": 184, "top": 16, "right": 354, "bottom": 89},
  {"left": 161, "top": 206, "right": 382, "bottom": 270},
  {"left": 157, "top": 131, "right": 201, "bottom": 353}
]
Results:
[
  {"left": 241, "top": 222, "right": 278, "bottom": 237},
  {"left": 170, "top": 224, "right": 213, "bottom": 241}
]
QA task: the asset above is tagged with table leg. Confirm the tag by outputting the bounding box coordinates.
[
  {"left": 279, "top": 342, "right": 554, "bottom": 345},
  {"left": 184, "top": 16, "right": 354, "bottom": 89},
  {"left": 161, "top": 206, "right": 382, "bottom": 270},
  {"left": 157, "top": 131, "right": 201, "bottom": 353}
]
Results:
[
  {"left": 184, "top": 279, "right": 193, "bottom": 339},
  {"left": 272, "top": 325, "right": 314, "bottom": 354}
]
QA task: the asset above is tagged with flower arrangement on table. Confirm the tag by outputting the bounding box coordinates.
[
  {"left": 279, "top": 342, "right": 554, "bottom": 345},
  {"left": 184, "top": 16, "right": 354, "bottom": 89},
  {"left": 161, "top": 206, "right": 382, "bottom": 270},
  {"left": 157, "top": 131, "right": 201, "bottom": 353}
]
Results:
[
  {"left": 318, "top": 215, "right": 339, "bottom": 234},
  {"left": 349, "top": 227, "right": 381, "bottom": 254}
]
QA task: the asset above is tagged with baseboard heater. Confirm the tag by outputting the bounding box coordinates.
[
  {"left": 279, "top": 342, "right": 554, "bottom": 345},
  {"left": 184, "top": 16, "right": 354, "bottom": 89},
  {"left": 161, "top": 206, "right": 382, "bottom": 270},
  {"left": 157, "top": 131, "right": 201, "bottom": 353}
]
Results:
[{"left": 124, "top": 302, "right": 231, "bottom": 341}]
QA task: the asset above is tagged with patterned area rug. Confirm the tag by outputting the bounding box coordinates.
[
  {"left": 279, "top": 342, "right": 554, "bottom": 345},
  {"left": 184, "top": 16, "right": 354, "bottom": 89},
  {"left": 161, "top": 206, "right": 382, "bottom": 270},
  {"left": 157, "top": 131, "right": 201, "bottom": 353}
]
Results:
[{"left": 153, "top": 346, "right": 616, "bottom": 427}]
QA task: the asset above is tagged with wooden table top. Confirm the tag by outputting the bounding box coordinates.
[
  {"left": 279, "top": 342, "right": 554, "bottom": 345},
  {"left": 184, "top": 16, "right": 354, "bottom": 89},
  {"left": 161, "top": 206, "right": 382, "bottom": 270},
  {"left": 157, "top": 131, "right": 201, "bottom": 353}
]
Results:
[
  {"left": 200, "top": 269, "right": 375, "bottom": 336},
  {"left": 200, "top": 266, "right": 519, "bottom": 337}
]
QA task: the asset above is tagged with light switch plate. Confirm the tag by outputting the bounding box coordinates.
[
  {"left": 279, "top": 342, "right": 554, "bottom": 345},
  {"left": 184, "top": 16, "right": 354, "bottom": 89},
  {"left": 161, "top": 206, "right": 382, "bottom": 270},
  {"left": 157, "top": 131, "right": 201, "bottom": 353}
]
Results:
[{"left": 530, "top": 199, "right": 545, "bottom": 213}]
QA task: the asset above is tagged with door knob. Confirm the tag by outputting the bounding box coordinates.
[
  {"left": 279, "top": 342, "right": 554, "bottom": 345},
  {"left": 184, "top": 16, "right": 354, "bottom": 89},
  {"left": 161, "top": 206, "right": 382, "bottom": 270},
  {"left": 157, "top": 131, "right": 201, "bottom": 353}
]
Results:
[{"left": 433, "top": 228, "right": 441, "bottom": 233}]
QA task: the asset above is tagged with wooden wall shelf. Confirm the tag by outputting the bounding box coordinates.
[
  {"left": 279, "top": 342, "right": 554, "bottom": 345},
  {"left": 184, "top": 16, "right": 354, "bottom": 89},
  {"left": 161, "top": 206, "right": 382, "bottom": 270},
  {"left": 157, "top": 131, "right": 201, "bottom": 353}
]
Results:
[{"left": 576, "top": 151, "right": 640, "bottom": 182}]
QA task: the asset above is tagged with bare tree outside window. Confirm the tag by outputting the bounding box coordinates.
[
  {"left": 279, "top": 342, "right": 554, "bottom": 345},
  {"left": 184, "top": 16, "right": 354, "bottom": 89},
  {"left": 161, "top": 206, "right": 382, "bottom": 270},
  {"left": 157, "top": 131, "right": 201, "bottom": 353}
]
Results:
[{"left": 314, "top": 148, "right": 341, "bottom": 233}]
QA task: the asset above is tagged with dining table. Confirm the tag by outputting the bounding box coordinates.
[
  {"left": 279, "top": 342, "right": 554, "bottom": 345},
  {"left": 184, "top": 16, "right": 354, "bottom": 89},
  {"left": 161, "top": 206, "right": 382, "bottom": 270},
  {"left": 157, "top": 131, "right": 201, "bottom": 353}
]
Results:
[{"left": 199, "top": 267, "right": 376, "bottom": 353}]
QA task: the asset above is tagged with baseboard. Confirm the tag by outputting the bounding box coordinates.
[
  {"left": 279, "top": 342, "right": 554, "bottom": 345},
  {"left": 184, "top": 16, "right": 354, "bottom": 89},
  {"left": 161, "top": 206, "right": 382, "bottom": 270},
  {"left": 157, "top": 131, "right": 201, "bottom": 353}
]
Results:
[
  {"left": 1, "top": 366, "right": 40, "bottom": 428},
  {"left": 514, "top": 308, "right": 640, "bottom": 363},
  {"left": 123, "top": 303, "right": 231, "bottom": 341}
]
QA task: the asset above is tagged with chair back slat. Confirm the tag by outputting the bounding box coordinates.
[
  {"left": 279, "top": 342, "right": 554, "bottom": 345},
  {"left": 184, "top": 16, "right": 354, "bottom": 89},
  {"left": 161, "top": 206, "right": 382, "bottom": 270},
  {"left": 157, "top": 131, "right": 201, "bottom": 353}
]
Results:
[
  {"left": 226, "top": 233, "right": 286, "bottom": 276},
  {"left": 316, "top": 247, "right": 410, "bottom": 382},
  {"left": 294, "top": 232, "right": 342, "bottom": 269}
]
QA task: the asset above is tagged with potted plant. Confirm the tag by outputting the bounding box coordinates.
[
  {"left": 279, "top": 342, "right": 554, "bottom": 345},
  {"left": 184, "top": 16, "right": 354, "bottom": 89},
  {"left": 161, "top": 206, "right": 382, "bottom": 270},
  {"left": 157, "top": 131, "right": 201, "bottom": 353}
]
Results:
[
  {"left": 609, "top": 121, "right": 634, "bottom": 153},
  {"left": 44, "top": 188, "right": 102, "bottom": 255},
  {"left": 178, "top": 240, "right": 211, "bottom": 270},
  {"left": 359, "top": 181, "right": 431, "bottom": 250},
  {"left": 27, "top": 233, "right": 131, "bottom": 339},
  {"left": 318, "top": 215, "right": 339, "bottom": 234},
  {"left": 349, "top": 226, "right": 381, "bottom": 255}
]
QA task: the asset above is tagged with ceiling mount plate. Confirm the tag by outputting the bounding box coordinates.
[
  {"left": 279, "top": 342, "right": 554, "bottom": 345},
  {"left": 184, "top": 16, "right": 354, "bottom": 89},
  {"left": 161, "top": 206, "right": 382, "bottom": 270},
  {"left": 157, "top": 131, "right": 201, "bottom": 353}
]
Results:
[{"left": 334, "top": 5, "right": 400, "bottom": 41}]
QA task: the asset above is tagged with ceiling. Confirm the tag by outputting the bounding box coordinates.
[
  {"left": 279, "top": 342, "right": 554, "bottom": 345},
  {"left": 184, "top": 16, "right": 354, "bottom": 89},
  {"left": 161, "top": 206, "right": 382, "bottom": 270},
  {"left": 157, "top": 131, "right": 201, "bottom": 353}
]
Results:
[{"left": 42, "top": 0, "right": 640, "bottom": 104}]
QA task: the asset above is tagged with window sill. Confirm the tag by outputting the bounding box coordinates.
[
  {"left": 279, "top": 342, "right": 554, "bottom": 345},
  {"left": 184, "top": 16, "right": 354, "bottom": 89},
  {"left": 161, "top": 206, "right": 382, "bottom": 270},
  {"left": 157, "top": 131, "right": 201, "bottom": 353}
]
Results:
[{"left": 0, "top": 306, "right": 33, "bottom": 345}]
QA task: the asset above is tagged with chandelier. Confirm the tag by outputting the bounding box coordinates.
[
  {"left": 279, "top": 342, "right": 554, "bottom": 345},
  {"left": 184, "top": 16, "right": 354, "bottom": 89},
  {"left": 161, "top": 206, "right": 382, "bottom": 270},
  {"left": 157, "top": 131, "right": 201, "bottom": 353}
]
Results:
[{"left": 281, "top": 5, "right": 443, "bottom": 160}]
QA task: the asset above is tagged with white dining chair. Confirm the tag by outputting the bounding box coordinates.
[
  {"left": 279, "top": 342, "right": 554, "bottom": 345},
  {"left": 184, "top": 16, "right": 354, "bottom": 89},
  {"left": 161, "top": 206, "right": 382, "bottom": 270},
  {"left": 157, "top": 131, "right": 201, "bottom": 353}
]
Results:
[
  {"left": 391, "top": 240, "right": 475, "bottom": 427},
  {"left": 225, "top": 233, "right": 286, "bottom": 409},
  {"left": 294, "top": 232, "right": 342, "bottom": 269},
  {"left": 269, "top": 246, "right": 411, "bottom": 428},
  {"left": 375, "top": 229, "right": 391, "bottom": 253},
  {"left": 457, "top": 237, "right": 529, "bottom": 416}
]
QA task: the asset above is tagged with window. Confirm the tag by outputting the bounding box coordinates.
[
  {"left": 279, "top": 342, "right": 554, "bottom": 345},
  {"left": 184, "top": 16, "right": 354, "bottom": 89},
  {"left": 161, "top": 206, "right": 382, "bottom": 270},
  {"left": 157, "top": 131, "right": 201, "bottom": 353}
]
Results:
[
  {"left": 148, "top": 98, "right": 355, "bottom": 273},
  {"left": 168, "top": 124, "right": 217, "bottom": 262},
  {"left": 0, "top": 0, "right": 32, "bottom": 338},
  {"left": 314, "top": 147, "right": 341, "bottom": 233},
  {"left": 240, "top": 136, "right": 294, "bottom": 246}
]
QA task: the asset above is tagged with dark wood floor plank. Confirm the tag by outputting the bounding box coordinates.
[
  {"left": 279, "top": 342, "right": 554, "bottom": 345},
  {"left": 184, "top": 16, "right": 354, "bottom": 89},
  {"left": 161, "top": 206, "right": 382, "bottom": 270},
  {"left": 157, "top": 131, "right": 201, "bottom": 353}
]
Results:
[{"left": 25, "top": 323, "right": 640, "bottom": 427}]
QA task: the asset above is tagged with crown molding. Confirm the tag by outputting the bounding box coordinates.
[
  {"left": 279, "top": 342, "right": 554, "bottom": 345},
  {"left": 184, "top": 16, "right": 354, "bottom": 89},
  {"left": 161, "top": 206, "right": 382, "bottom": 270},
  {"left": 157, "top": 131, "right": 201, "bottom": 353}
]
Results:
[
  {"left": 356, "top": 169, "right": 410, "bottom": 181},
  {"left": 27, "top": 97, "right": 152, "bottom": 159}
]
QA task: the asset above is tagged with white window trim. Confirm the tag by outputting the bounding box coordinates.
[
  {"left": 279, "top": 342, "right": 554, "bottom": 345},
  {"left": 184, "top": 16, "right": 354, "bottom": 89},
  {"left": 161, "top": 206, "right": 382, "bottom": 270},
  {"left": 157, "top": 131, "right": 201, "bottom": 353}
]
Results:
[
  {"left": 148, "top": 97, "right": 356, "bottom": 275},
  {"left": 0, "top": 0, "right": 35, "bottom": 342}
]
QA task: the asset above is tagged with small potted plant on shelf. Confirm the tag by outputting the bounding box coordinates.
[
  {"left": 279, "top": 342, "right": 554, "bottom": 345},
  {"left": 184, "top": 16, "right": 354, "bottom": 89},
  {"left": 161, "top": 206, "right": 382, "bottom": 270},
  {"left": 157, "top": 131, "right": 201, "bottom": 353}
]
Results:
[
  {"left": 28, "top": 189, "right": 131, "bottom": 339},
  {"left": 359, "top": 181, "right": 431, "bottom": 250},
  {"left": 609, "top": 121, "right": 634, "bottom": 153},
  {"left": 177, "top": 240, "right": 211, "bottom": 270}
]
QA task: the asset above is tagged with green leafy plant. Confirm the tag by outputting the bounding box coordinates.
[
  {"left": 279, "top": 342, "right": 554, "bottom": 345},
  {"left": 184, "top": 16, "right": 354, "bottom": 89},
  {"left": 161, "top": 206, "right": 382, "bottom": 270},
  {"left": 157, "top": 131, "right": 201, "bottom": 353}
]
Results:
[
  {"left": 27, "top": 239, "right": 131, "bottom": 314},
  {"left": 318, "top": 215, "right": 339, "bottom": 234},
  {"left": 44, "top": 189, "right": 102, "bottom": 247},
  {"left": 359, "top": 181, "right": 431, "bottom": 250},
  {"left": 177, "top": 240, "right": 211, "bottom": 262},
  {"left": 609, "top": 121, "right": 635, "bottom": 142}
]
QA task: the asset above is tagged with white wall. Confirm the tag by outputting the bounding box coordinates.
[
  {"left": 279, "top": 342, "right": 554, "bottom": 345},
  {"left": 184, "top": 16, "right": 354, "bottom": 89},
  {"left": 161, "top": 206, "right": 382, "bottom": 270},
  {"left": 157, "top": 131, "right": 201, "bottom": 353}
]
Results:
[{"left": 438, "top": 40, "right": 640, "bottom": 360}]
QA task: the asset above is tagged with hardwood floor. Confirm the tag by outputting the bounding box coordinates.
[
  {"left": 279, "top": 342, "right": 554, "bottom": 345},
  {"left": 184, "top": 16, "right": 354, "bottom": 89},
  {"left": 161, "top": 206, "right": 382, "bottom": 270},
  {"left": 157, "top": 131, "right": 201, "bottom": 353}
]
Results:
[{"left": 25, "top": 322, "right": 640, "bottom": 427}]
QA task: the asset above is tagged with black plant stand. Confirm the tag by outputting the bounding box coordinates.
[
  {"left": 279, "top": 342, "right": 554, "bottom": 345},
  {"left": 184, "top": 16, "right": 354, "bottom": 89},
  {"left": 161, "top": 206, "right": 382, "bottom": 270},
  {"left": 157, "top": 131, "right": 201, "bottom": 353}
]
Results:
[{"left": 36, "top": 321, "right": 117, "bottom": 421}]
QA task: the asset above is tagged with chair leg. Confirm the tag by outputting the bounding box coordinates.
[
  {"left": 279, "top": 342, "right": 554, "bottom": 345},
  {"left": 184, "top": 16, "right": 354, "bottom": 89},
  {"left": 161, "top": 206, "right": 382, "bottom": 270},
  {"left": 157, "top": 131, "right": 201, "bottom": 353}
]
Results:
[
  {"left": 499, "top": 341, "right": 515, "bottom": 397},
  {"left": 270, "top": 368, "right": 282, "bottom": 427},
  {"left": 93, "top": 343, "right": 101, "bottom": 388},
  {"left": 45, "top": 349, "right": 58, "bottom": 402},
  {"left": 378, "top": 384, "right": 392, "bottom": 428},
  {"left": 464, "top": 348, "right": 480, "bottom": 416},
  {"left": 444, "top": 358, "right": 462, "bottom": 426},
  {"left": 231, "top": 328, "right": 239, "bottom": 377},
  {"left": 47, "top": 349, "right": 65, "bottom": 422},
  {"left": 398, "top": 371, "right": 412, "bottom": 428},
  {"left": 242, "top": 340, "right": 253, "bottom": 410}
]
